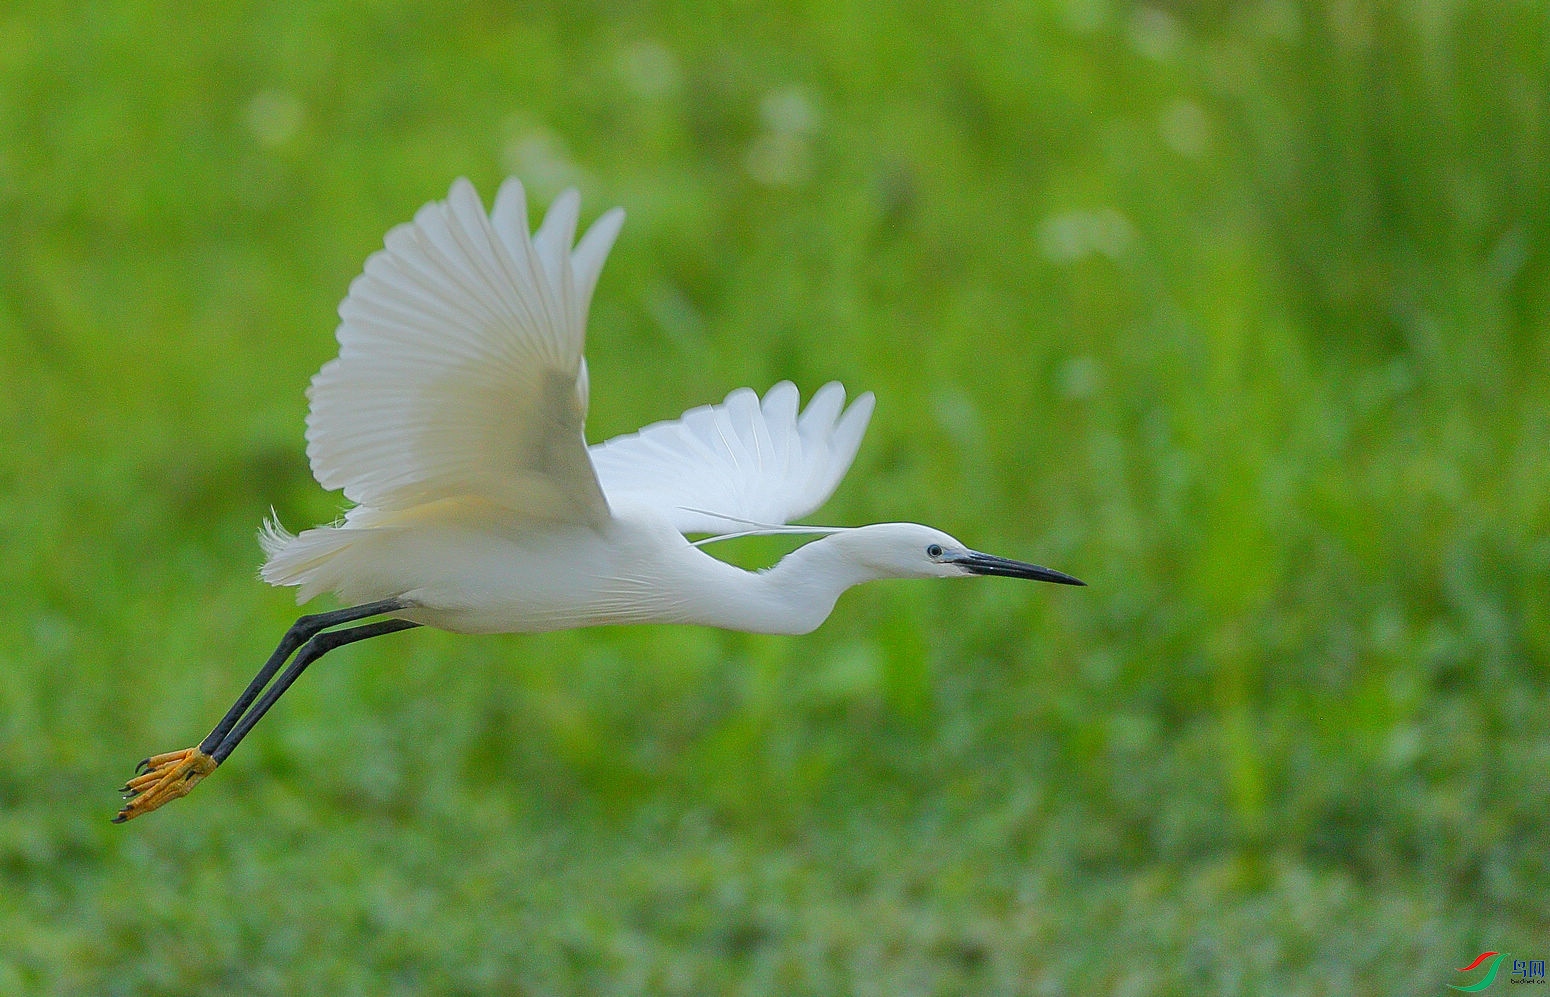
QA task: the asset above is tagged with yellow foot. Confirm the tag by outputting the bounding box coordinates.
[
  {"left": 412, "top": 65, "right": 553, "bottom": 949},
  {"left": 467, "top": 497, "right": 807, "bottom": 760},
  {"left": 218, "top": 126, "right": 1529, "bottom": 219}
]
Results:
[{"left": 114, "top": 747, "right": 218, "bottom": 823}]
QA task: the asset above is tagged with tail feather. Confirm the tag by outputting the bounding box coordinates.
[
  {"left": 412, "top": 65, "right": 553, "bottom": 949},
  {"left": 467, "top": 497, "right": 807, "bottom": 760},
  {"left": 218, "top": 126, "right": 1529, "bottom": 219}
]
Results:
[
  {"left": 258, "top": 511, "right": 295, "bottom": 561},
  {"left": 258, "top": 515, "right": 359, "bottom": 603}
]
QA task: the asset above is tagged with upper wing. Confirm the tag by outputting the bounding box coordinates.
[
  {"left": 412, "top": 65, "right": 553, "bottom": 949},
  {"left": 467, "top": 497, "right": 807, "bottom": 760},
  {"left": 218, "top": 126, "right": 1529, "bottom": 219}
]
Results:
[
  {"left": 588, "top": 381, "right": 875, "bottom": 535},
  {"left": 304, "top": 178, "right": 625, "bottom": 525}
]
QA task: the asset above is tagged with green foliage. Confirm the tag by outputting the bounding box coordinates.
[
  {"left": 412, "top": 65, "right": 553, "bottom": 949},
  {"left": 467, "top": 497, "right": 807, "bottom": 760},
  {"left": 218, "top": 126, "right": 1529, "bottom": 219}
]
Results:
[{"left": 2, "top": 1, "right": 1547, "bottom": 992}]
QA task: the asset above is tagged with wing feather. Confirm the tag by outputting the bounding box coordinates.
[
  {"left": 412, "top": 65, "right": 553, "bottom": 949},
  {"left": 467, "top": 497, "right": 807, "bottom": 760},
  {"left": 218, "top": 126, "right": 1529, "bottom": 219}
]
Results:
[
  {"left": 305, "top": 178, "right": 623, "bottom": 524},
  {"left": 590, "top": 382, "right": 875, "bottom": 535}
]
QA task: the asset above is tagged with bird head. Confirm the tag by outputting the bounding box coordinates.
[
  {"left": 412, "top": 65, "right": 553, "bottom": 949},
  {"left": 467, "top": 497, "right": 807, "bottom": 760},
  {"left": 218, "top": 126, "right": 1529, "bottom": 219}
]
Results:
[{"left": 836, "top": 523, "right": 1084, "bottom": 585}]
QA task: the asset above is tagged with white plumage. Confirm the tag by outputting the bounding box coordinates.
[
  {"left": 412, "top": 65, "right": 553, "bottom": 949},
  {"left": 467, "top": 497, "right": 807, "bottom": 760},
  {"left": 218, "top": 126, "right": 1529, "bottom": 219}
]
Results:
[{"left": 260, "top": 178, "right": 909, "bottom": 632}]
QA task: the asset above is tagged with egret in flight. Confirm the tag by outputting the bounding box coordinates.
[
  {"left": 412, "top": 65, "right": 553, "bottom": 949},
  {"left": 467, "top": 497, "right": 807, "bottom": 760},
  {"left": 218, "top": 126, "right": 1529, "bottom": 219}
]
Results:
[{"left": 115, "top": 178, "right": 1082, "bottom": 822}]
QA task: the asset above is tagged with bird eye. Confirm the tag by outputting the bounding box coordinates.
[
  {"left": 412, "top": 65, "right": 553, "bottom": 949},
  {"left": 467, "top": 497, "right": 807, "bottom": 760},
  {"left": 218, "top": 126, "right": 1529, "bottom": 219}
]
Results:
[{"left": 926, "top": 544, "right": 943, "bottom": 558}]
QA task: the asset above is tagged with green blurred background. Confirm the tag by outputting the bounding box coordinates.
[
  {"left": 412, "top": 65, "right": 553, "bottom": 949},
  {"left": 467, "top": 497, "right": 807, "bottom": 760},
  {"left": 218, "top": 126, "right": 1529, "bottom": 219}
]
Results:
[{"left": 3, "top": 1, "right": 1547, "bottom": 993}]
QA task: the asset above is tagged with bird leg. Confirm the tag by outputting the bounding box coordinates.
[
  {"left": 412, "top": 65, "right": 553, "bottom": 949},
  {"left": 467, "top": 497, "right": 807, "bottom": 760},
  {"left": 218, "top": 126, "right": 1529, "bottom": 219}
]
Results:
[
  {"left": 114, "top": 600, "right": 417, "bottom": 823},
  {"left": 209, "top": 617, "right": 420, "bottom": 764}
]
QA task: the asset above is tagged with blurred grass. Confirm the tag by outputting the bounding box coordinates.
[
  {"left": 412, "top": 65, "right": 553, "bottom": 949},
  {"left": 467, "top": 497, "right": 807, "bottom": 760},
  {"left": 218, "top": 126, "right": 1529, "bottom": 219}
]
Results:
[{"left": 2, "top": 0, "right": 1548, "bottom": 993}]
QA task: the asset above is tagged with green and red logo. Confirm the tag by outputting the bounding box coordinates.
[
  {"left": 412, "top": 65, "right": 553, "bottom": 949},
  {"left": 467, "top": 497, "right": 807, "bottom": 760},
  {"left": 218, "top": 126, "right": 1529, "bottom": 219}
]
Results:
[{"left": 1450, "top": 951, "right": 1545, "bottom": 990}]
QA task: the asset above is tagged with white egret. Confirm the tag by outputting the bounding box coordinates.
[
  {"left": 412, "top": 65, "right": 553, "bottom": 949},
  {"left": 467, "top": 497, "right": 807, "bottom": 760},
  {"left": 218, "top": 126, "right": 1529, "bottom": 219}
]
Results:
[{"left": 116, "top": 178, "right": 1082, "bottom": 822}]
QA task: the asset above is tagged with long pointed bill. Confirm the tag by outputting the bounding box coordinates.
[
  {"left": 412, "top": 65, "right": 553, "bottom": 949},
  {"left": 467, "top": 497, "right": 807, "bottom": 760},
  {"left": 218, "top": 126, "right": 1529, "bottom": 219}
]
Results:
[{"left": 951, "top": 551, "right": 1085, "bottom": 586}]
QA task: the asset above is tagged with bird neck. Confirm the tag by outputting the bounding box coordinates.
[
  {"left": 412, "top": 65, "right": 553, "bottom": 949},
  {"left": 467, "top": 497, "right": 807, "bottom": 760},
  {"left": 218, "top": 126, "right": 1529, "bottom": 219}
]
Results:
[{"left": 690, "top": 530, "right": 876, "bottom": 636}]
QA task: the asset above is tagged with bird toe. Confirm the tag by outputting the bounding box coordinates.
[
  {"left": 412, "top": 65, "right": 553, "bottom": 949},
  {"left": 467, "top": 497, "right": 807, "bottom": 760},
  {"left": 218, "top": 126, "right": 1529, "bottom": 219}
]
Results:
[{"left": 114, "top": 747, "right": 217, "bottom": 823}]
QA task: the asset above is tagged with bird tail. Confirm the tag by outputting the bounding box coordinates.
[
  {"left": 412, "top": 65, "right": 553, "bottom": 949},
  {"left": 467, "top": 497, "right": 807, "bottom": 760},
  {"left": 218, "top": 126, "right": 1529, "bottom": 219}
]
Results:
[{"left": 257, "top": 513, "right": 358, "bottom": 603}]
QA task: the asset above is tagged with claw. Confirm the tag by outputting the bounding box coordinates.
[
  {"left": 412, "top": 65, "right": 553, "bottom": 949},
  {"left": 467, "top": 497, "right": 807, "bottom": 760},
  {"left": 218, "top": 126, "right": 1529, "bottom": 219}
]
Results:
[{"left": 114, "top": 747, "right": 218, "bottom": 823}]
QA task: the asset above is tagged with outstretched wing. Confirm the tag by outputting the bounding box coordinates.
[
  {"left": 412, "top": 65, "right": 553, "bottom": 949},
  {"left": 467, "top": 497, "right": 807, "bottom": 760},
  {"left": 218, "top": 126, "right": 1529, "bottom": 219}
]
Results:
[
  {"left": 588, "top": 381, "right": 875, "bottom": 536},
  {"left": 305, "top": 178, "right": 625, "bottom": 525}
]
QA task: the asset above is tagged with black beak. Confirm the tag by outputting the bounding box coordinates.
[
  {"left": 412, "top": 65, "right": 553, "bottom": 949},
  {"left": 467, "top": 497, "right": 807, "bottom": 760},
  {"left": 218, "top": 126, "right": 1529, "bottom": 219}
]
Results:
[{"left": 948, "top": 550, "right": 1085, "bottom": 586}]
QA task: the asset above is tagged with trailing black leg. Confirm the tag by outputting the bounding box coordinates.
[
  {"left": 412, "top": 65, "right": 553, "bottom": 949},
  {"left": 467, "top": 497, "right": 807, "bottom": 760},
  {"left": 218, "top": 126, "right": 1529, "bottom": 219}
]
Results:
[
  {"left": 115, "top": 600, "right": 418, "bottom": 822},
  {"left": 212, "top": 617, "right": 420, "bottom": 764},
  {"left": 193, "top": 598, "right": 410, "bottom": 757}
]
